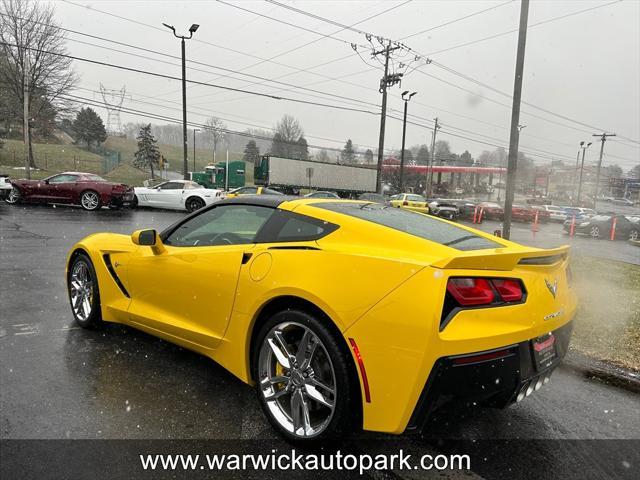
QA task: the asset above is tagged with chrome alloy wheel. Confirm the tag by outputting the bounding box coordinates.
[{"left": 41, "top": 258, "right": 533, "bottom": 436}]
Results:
[
  {"left": 81, "top": 191, "right": 100, "bottom": 210},
  {"left": 590, "top": 225, "right": 600, "bottom": 238},
  {"left": 258, "top": 322, "right": 337, "bottom": 438},
  {"left": 6, "top": 187, "right": 20, "bottom": 204},
  {"left": 70, "top": 261, "right": 94, "bottom": 321}
]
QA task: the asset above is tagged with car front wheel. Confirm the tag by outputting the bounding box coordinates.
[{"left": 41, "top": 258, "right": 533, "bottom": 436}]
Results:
[
  {"left": 80, "top": 190, "right": 101, "bottom": 211},
  {"left": 67, "top": 253, "right": 102, "bottom": 328},
  {"left": 630, "top": 229, "right": 639, "bottom": 241},
  {"left": 590, "top": 225, "right": 601, "bottom": 238},
  {"left": 5, "top": 187, "right": 20, "bottom": 204},
  {"left": 253, "top": 310, "right": 358, "bottom": 442}
]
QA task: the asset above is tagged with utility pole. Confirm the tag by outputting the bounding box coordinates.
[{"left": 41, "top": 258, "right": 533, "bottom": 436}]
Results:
[
  {"left": 592, "top": 132, "right": 616, "bottom": 210},
  {"left": 399, "top": 91, "right": 417, "bottom": 192},
  {"left": 23, "top": 54, "right": 30, "bottom": 180},
  {"left": 373, "top": 41, "right": 402, "bottom": 194},
  {"left": 426, "top": 118, "right": 440, "bottom": 198},
  {"left": 576, "top": 142, "right": 592, "bottom": 205},
  {"left": 502, "top": 0, "right": 530, "bottom": 240},
  {"left": 163, "top": 22, "right": 199, "bottom": 180},
  {"left": 193, "top": 128, "right": 200, "bottom": 172}
]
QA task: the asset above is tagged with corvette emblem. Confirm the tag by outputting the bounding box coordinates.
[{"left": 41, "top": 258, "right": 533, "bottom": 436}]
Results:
[{"left": 545, "top": 278, "right": 558, "bottom": 298}]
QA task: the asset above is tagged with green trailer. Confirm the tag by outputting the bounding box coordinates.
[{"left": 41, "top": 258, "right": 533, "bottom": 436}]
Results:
[{"left": 190, "top": 161, "right": 246, "bottom": 190}]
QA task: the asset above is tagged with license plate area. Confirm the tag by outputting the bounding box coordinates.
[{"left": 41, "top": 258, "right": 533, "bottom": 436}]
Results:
[{"left": 532, "top": 333, "right": 557, "bottom": 371}]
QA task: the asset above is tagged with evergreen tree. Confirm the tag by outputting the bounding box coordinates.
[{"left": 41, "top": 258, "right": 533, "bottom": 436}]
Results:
[
  {"left": 416, "top": 145, "right": 429, "bottom": 165},
  {"left": 364, "top": 148, "right": 374, "bottom": 164},
  {"left": 243, "top": 140, "right": 260, "bottom": 164},
  {"left": 295, "top": 136, "right": 309, "bottom": 160},
  {"left": 134, "top": 124, "right": 160, "bottom": 179},
  {"left": 72, "top": 107, "right": 107, "bottom": 150},
  {"left": 341, "top": 139, "right": 355, "bottom": 163}
]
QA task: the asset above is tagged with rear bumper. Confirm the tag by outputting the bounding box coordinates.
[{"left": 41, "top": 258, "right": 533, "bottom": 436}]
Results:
[
  {"left": 406, "top": 321, "right": 573, "bottom": 431},
  {"left": 109, "top": 191, "right": 135, "bottom": 207}
]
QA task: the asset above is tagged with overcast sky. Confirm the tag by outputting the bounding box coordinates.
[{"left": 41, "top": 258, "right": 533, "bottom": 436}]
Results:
[{"left": 45, "top": 0, "right": 640, "bottom": 171}]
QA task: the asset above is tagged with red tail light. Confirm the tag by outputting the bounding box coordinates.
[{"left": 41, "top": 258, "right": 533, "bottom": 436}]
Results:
[
  {"left": 447, "top": 278, "right": 495, "bottom": 306},
  {"left": 491, "top": 279, "right": 523, "bottom": 302},
  {"left": 402, "top": 200, "right": 408, "bottom": 206},
  {"left": 446, "top": 277, "right": 524, "bottom": 305}
]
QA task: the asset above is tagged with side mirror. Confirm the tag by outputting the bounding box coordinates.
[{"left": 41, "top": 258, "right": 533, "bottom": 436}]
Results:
[
  {"left": 131, "top": 229, "right": 157, "bottom": 246},
  {"left": 44, "top": 179, "right": 50, "bottom": 184}
]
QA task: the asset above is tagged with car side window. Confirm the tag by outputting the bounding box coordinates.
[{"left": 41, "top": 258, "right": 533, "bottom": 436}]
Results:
[
  {"left": 164, "top": 204, "right": 274, "bottom": 247},
  {"left": 255, "top": 210, "right": 339, "bottom": 243},
  {"left": 160, "top": 182, "right": 182, "bottom": 190},
  {"left": 49, "top": 174, "right": 77, "bottom": 184}
]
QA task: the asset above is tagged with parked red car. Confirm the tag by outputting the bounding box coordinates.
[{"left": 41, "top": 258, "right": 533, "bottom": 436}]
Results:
[
  {"left": 477, "top": 202, "right": 504, "bottom": 220},
  {"left": 5, "top": 172, "right": 134, "bottom": 211}
]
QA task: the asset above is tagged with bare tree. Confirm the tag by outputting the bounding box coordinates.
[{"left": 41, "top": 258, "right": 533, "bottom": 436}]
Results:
[
  {"left": 0, "top": 0, "right": 77, "bottom": 168},
  {"left": 205, "top": 116, "right": 227, "bottom": 163}
]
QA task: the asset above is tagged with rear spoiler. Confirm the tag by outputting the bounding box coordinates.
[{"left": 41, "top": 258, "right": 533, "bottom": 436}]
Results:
[{"left": 431, "top": 245, "right": 570, "bottom": 271}]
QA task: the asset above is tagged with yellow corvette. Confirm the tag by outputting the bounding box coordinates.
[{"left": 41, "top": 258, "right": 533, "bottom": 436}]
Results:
[
  {"left": 225, "top": 186, "right": 284, "bottom": 198},
  {"left": 66, "top": 196, "right": 575, "bottom": 441}
]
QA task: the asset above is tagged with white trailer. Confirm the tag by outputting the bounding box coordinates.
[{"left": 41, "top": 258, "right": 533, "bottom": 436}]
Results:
[{"left": 255, "top": 156, "right": 377, "bottom": 195}]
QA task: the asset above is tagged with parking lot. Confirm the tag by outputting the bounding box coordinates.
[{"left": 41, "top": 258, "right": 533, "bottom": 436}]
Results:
[{"left": 1, "top": 202, "right": 638, "bottom": 478}]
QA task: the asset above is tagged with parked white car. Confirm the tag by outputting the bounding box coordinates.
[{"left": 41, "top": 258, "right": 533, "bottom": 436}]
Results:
[
  {"left": 533, "top": 204, "right": 567, "bottom": 222},
  {"left": 132, "top": 180, "right": 222, "bottom": 212},
  {"left": 0, "top": 175, "right": 12, "bottom": 201}
]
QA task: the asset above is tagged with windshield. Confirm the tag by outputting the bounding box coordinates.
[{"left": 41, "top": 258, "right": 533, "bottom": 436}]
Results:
[{"left": 314, "top": 202, "right": 502, "bottom": 251}]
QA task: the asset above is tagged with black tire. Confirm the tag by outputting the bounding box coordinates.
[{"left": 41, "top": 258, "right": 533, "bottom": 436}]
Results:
[
  {"left": 130, "top": 195, "right": 139, "bottom": 209},
  {"left": 252, "top": 309, "right": 359, "bottom": 443},
  {"left": 80, "top": 190, "right": 102, "bottom": 211},
  {"left": 67, "top": 253, "right": 102, "bottom": 328},
  {"left": 629, "top": 229, "right": 639, "bottom": 241},
  {"left": 589, "top": 225, "right": 601, "bottom": 238},
  {"left": 5, "top": 187, "right": 21, "bottom": 204},
  {"left": 108, "top": 203, "right": 122, "bottom": 210},
  {"left": 186, "top": 196, "right": 205, "bottom": 213}
]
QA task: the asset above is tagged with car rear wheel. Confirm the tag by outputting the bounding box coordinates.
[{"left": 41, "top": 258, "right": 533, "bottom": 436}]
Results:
[
  {"left": 253, "top": 309, "right": 358, "bottom": 442},
  {"left": 590, "top": 225, "right": 601, "bottom": 238},
  {"left": 67, "top": 254, "right": 102, "bottom": 328},
  {"left": 5, "top": 187, "right": 20, "bottom": 204},
  {"left": 80, "top": 190, "right": 101, "bottom": 211},
  {"left": 630, "top": 229, "right": 639, "bottom": 241},
  {"left": 186, "top": 196, "right": 205, "bottom": 213}
]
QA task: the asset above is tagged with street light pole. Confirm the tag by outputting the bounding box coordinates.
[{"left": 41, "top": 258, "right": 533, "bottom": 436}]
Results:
[
  {"left": 399, "top": 91, "right": 417, "bottom": 192},
  {"left": 576, "top": 142, "right": 592, "bottom": 206},
  {"left": 572, "top": 141, "right": 584, "bottom": 205},
  {"left": 193, "top": 128, "right": 200, "bottom": 172},
  {"left": 163, "top": 22, "right": 199, "bottom": 180}
]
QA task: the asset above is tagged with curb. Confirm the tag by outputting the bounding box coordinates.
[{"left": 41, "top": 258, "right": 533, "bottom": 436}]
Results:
[{"left": 562, "top": 350, "right": 640, "bottom": 393}]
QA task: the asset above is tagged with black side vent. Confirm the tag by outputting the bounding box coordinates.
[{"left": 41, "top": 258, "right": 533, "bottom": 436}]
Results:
[
  {"left": 268, "top": 246, "right": 321, "bottom": 251},
  {"left": 103, "top": 254, "right": 130, "bottom": 298}
]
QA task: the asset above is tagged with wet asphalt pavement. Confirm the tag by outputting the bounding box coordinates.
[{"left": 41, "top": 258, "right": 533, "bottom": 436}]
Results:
[{"left": 1, "top": 204, "right": 638, "bottom": 479}]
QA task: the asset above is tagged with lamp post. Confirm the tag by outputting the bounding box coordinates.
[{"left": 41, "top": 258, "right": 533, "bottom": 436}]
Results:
[
  {"left": 163, "top": 22, "right": 199, "bottom": 180},
  {"left": 399, "top": 90, "right": 417, "bottom": 192},
  {"left": 572, "top": 141, "right": 584, "bottom": 205},
  {"left": 192, "top": 128, "right": 200, "bottom": 172},
  {"left": 576, "top": 141, "right": 592, "bottom": 206}
]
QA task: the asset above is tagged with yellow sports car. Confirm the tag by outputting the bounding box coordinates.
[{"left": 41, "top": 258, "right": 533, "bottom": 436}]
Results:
[
  {"left": 389, "top": 193, "right": 430, "bottom": 214},
  {"left": 66, "top": 196, "right": 575, "bottom": 442},
  {"left": 225, "top": 186, "right": 284, "bottom": 198}
]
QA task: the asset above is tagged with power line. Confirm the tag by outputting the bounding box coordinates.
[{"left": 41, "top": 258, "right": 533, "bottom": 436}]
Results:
[
  {"left": 58, "top": 92, "right": 389, "bottom": 156},
  {"left": 423, "top": 0, "right": 624, "bottom": 56},
  {"left": 399, "top": 0, "right": 515, "bottom": 40},
  {"left": 0, "top": 41, "right": 383, "bottom": 116},
  {"left": 183, "top": 1, "right": 412, "bottom": 104}
]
